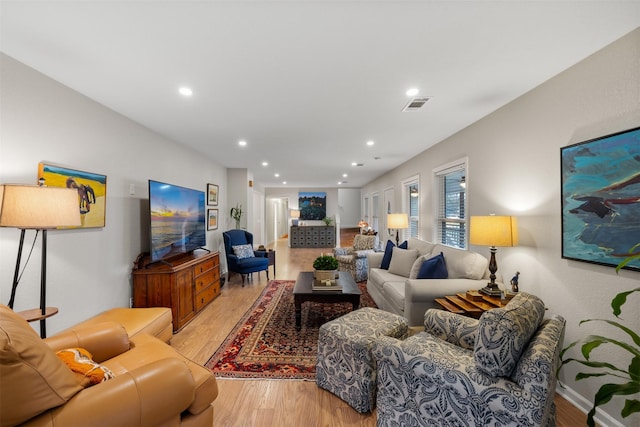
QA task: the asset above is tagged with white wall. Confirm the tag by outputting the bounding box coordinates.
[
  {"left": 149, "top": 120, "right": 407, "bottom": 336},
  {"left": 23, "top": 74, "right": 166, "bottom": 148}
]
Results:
[
  {"left": 361, "top": 29, "right": 640, "bottom": 426},
  {"left": 337, "top": 188, "right": 361, "bottom": 228},
  {"left": 0, "top": 53, "right": 228, "bottom": 334}
]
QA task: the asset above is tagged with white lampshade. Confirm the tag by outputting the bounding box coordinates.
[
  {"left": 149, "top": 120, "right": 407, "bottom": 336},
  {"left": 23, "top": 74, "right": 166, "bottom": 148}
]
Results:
[
  {"left": 387, "top": 213, "right": 409, "bottom": 229},
  {"left": 290, "top": 209, "right": 300, "bottom": 219},
  {"left": 470, "top": 215, "right": 518, "bottom": 247},
  {"left": 0, "top": 184, "right": 81, "bottom": 229}
]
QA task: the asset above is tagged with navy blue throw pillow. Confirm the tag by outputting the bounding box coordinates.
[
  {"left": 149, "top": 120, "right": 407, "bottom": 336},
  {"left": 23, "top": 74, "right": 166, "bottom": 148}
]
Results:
[
  {"left": 417, "top": 252, "right": 448, "bottom": 279},
  {"left": 380, "top": 240, "right": 395, "bottom": 270}
]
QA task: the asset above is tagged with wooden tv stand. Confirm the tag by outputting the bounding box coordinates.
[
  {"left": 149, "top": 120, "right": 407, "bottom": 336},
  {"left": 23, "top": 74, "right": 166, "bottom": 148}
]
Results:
[{"left": 132, "top": 250, "right": 220, "bottom": 332}]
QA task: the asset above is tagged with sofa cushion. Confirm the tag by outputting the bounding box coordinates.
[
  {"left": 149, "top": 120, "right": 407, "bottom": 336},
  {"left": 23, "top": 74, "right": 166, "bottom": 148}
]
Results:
[
  {"left": 0, "top": 305, "right": 83, "bottom": 427},
  {"left": 416, "top": 252, "right": 448, "bottom": 279},
  {"left": 432, "top": 244, "right": 488, "bottom": 280},
  {"left": 232, "top": 244, "right": 254, "bottom": 259},
  {"left": 407, "top": 238, "right": 436, "bottom": 257},
  {"left": 388, "top": 248, "right": 418, "bottom": 277},
  {"left": 474, "top": 292, "right": 545, "bottom": 377},
  {"left": 380, "top": 239, "right": 408, "bottom": 270}
]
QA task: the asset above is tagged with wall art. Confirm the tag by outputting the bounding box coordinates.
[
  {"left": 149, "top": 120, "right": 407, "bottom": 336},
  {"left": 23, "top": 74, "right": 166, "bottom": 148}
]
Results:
[
  {"left": 207, "top": 183, "right": 219, "bottom": 206},
  {"left": 298, "top": 191, "right": 326, "bottom": 220},
  {"left": 207, "top": 209, "right": 218, "bottom": 230},
  {"left": 38, "top": 162, "right": 107, "bottom": 228},
  {"left": 561, "top": 126, "right": 640, "bottom": 271}
]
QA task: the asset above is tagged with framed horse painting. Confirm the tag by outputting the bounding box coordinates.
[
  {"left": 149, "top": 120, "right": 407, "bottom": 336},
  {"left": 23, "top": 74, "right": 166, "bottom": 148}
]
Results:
[{"left": 38, "top": 162, "right": 107, "bottom": 228}]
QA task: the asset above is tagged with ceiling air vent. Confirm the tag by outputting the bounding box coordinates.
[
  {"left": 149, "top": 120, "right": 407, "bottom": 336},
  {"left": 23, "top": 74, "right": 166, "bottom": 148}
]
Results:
[{"left": 402, "top": 97, "right": 431, "bottom": 112}]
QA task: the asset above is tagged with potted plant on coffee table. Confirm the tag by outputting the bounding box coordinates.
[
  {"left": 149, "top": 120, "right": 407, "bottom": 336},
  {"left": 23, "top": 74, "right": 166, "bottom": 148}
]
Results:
[{"left": 313, "top": 254, "right": 338, "bottom": 282}]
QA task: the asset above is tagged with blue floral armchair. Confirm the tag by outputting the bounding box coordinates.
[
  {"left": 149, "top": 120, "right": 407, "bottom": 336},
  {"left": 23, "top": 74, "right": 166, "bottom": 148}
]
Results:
[
  {"left": 372, "top": 292, "right": 565, "bottom": 426},
  {"left": 333, "top": 234, "right": 376, "bottom": 282}
]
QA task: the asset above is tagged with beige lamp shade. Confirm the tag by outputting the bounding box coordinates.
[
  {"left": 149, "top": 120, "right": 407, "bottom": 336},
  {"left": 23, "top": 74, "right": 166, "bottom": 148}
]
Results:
[
  {"left": 290, "top": 209, "right": 300, "bottom": 219},
  {"left": 469, "top": 215, "right": 518, "bottom": 247},
  {"left": 358, "top": 220, "right": 368, "bottom": 228},
  {"left": 0, "top": 184, "right": 81, "bottom": 229},
  {"left": 387, "top": 213, "right": 409, "bottom": 229}
]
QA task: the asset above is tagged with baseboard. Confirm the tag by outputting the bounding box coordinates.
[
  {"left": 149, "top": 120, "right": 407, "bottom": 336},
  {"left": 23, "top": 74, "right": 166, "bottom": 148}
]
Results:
[{"left": 556, "top": 384, "right": 625, "bottom": 427}]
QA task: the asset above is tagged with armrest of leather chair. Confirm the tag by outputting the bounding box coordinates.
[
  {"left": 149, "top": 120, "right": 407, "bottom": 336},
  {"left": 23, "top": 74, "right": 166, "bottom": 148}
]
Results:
[
  {"left": 25, "top": 358, "right": 195, "bottom": 427},
  {"left": 44, "top": 321, "right": 130, "bottom": 363}
]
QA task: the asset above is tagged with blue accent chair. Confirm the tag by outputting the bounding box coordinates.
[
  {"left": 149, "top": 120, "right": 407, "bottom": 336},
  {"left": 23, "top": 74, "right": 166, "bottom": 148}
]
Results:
[{"left": 223, "top": 229, "right": 269, "bottom": 286}]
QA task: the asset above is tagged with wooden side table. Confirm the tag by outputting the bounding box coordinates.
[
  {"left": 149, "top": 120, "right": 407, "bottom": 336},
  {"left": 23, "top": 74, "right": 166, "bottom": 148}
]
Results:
[
  {"left": 267, "top": 249, "right": 276, "bottom": 278},
  {"left": 435, "top": 291, "right": 507, "bottom": 318},
  {"left": 16, "top": 307, "right": 58, "bottom": 338}
]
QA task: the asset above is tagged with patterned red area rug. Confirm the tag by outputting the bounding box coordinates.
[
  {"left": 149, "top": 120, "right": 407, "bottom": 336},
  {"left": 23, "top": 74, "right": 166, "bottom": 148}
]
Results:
[{"left": 205, "top": 279, "right": 376, "bottom": 380}]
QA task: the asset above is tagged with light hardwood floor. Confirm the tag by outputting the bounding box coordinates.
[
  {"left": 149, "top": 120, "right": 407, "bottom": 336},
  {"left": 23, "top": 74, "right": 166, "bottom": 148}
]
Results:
[{"left": 171, "top": 234, "right": 588, "bottom": 426}]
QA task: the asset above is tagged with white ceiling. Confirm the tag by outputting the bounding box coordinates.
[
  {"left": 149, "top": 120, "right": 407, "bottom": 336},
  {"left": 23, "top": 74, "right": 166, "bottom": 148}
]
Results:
[{"left": 2, "top": 1, "right": 639, "bottom": 188}]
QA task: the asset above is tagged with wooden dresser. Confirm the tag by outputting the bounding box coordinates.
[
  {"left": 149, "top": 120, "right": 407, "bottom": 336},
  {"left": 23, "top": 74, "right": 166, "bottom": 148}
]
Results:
[{"left": 132, "top": 250, "right": 220, "bottom": 332}]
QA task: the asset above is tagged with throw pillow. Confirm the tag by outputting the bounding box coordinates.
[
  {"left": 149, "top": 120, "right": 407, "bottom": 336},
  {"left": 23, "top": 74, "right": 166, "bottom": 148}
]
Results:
[
  {"left": 388, "top": 248, "right": 419, "bottom": 277},
  {"left": 380, "top": 239, "right": 408, "bottom": 270},
  {"left": 474, "top": 292, "right": 545, "bottom": 377},
  {"left": 416, "top": 252, "right": 448, "bottom": 279},
  {"left": 56, "top": 348, "right": 115, "bottom": 388},
  {"left": 232, "top": 244, "right": 255, "bottom": 260}
]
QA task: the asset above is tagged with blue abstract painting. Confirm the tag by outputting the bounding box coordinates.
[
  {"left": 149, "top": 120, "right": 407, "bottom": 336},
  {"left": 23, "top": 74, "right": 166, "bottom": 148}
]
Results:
[{"left": 561, "top": 126, "right": 640, "bottom": 271}]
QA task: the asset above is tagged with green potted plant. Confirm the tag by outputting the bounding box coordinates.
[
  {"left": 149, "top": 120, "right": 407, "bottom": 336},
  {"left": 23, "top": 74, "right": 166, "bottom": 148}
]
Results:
[
  {"left": 559, "top": 243, "right": 640, "bottom": 427},
  {"left": 230, "top": 204, "right": 243, "bottom": 229},
  {"left": 313, "top": 254, "right": 338, "bottom": 282},
  {"left": 322, "top": 216, "right": 333, "bottom": 226}
]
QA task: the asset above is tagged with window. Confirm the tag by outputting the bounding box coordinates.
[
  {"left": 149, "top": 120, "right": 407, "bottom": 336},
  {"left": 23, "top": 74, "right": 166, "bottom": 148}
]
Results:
[
  {"left": 362, "top": 195, "right": 370, "bottom": 226},
  {"left": 371, "top": 192, "right": 380, "bottom": 248},
  {"left": 434, "top": 159, "right": 467, "bottom": 248},
  {"left": 402, "top": 176, "right": 419, "bottom": 240}
]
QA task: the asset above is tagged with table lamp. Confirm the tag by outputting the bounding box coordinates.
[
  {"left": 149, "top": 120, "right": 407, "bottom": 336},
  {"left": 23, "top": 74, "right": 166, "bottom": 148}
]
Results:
[
  {"left": 0, "top": 184, "right": 81, "bottom": 337},
  {"left": 469, "top": 215, "right": 518, "bottom": 297},
  {"left": 290, "top": 209, "right": 300, "bottom": 226},
  {"left": 387, "top": 213, "right": 409, "bottom": 246}
]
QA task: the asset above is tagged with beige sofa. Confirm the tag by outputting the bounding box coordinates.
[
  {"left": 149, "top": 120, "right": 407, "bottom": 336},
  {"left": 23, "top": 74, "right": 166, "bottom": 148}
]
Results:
[{"left": 366, "top": 238, "right": 501, "bottom": 326}]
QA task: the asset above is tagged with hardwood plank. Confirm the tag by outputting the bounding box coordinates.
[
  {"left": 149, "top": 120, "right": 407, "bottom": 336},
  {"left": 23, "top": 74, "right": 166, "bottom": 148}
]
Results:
[{"left": 171, "top": 229, "right": 588, "bottom": 426}]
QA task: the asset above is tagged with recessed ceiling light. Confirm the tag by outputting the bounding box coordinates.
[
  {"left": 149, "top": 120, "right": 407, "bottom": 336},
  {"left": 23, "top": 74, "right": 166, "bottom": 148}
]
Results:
[
  {"left": 366, "top": 140, "right": 374, "bottom": 146},
  {"left": 351, "top": 162, "right": 357, "bottom": 166},
  {"left": 406, "top": 87, "right": 419, "bottom": 97},
  {"left": 179, "top": 87, "right": 193, "bottom": 97},
  {"left": 238, "top": 140, "right": 247, "bottom": 147},
  {"left": 262, "top": 161, "right": 268, "bottom": 166},
  {"left": 342, "top": 173, "right": 348, "bottom": 178},
  {"left": 274, "top": 173, "right": 280, "bottom": 177},
  {"left": 282, "top": 181, "right": 287, "bottom": 185}
]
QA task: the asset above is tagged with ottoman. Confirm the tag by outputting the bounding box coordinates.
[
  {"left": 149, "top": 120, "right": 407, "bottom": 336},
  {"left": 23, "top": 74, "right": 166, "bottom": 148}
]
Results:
[{"left": 316, "top": 307, "right": 409, "bottom": 413}]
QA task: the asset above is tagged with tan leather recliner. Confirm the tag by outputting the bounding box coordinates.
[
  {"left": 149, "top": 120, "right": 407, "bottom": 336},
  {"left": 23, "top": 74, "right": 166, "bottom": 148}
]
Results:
[{"left": 0, "top": 305, "right": 218, "bottom": 427}]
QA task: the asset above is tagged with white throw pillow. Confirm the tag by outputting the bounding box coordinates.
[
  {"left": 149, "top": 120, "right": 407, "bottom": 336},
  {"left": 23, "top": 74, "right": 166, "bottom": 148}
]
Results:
[
  {"left": 388, "top": 248, "right": 419, "bottom": 277},
  {"left": 232, "top": 244, "right": 255, "bottom": 260}
]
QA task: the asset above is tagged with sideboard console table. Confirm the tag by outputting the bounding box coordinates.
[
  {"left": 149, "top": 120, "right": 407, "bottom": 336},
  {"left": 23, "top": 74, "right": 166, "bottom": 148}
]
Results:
[
  {"left": 132, "top": 250, "right": 220, "bottom": 332},
  {"left": 290, "top": 225, "right": 336, "bottom": 248}
]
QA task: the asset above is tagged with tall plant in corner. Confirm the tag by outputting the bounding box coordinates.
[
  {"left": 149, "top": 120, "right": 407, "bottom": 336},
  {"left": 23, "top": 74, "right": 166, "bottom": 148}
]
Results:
[{"left": 559, "top": 243, "right": 640, "bottom": 427}]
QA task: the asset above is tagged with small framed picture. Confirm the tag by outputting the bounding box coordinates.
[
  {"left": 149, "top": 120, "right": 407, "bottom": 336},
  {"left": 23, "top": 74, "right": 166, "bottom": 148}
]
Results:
[
  {"left": 207, "top": 209, "right": 219, "bottom": 230},
  {"left": 207, "top": 183, "right": 219, "bottom": 206}
]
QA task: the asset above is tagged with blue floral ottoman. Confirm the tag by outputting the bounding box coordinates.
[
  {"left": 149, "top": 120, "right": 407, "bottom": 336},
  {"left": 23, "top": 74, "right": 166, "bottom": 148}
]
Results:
[{"left": 316, "top": 307, "right": 409, "bottom": 413}]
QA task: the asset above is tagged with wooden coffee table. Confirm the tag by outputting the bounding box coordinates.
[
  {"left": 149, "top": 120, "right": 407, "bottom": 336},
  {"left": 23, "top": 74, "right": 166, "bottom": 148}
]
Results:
[
  {"left": 293, "top": 271, "right": 361, "bottom": 328},
  {"left": 435, "top": 291, "right": 507, "bottom": 318}
]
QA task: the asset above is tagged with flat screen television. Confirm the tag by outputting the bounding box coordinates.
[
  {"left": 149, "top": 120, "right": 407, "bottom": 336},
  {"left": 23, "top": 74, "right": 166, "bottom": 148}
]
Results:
[{"left": 148, "top": 180, "right": 207, "bottom": 263}]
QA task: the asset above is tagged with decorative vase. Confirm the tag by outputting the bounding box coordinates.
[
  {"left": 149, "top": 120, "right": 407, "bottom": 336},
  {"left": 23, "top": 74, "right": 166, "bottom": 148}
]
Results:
[{"left": 314, "top": 269, "right": 337, "bottom": 282}]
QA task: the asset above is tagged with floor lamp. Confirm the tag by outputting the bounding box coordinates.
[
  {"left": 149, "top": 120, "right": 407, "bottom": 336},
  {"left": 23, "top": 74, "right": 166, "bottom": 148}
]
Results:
[
  {"left": 0, "top": 184, "right": 81, "bottom": 337},
  {"left": 387, "top": 213, "right": 409, "bottom": 246},
  {"left": 469, "top": 215, "right": 518, "bottom": 297}
]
